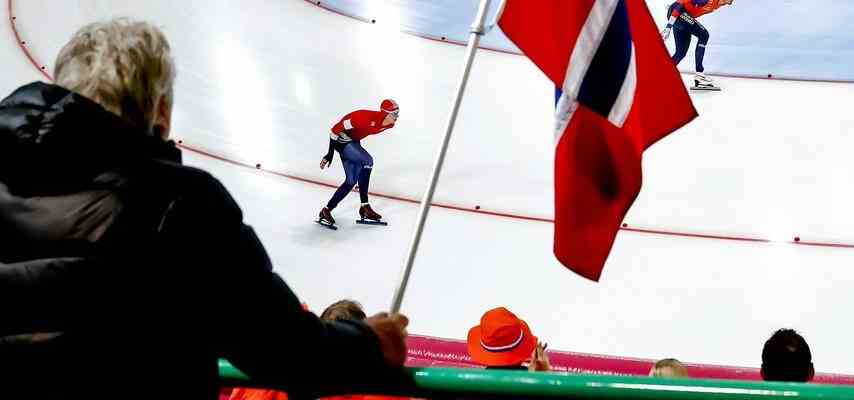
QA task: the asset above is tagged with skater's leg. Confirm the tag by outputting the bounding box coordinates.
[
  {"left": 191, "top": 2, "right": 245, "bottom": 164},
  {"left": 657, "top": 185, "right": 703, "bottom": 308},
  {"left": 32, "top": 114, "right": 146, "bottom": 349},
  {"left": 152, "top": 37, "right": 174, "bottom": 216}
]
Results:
[
  {"left": 326, "top": 158, "right": 361, "bottom": 210},
  {"left": 348, "top": 143, "right": 375, "bottom": 204},
  {"left": 692, "top": 22, "right": 710, "bottom": 73},
  {"left": 358, "top": 167, "right": 372, "bottom": 204},
  {"left": 340, "top": 141, "right": 375, "bottom": 204},
  {"left": 671, "top": 12, "right": 700, "bottom": 66},
  {"left": 340, "top": 141, "right": 372, "bottom": 167},
  {"left": 326, "top": 142, "right": 370, "bottom": 209},
  {"left": 671, "top": 27, "right": 691, "bottom": 65}
]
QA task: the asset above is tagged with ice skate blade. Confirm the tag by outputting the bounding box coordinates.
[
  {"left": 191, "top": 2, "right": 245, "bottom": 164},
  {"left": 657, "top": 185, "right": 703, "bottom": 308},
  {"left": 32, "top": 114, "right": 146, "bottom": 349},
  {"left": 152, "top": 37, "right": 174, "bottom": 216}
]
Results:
[
  {"left": 315, "top": 220, "right": 338, "bottom": 230},
  {"left": 690, "top": 85, "right": 721, "bottom": 91},
  {"left": 356, "top": 219, "right": 388, "bottom": 226}
]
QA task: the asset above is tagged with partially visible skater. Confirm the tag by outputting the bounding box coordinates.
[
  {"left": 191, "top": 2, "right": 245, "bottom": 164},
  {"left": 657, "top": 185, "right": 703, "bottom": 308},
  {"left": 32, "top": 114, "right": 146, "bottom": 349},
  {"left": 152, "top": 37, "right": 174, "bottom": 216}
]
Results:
[
  {"left": 661, "top": 0, "right": 735, "bottom": 91},
  {"left": 318, "top": 99, "right": 399, "bottom": 229}
]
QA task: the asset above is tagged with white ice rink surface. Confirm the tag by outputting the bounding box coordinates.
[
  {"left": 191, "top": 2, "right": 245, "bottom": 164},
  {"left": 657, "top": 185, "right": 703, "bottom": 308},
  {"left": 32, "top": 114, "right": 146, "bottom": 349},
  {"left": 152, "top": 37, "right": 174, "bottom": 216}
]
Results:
[{"left": 5, "top": 0, "right": 854, "bottom": 373}]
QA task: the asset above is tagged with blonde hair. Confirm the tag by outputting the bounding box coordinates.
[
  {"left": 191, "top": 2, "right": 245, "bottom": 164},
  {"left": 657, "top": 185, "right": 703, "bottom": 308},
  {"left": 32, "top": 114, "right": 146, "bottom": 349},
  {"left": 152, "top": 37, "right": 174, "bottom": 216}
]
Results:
[
  {"left": 649, "top": 358, "right": 689, "bottom": 378},
  {"left": 54, "top": 18, "right": 175, "bottom": 131}
]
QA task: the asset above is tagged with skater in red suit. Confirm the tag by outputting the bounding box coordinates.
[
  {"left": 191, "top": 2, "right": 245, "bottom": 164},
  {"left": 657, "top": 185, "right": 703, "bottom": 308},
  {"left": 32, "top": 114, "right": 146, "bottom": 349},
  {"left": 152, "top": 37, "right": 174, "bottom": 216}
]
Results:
[
  {"left": 318, "top": 99, "right": 399, "bottom": 228},
  {"left": 661, "top": 0, "right": 734, "bottom": 90}
]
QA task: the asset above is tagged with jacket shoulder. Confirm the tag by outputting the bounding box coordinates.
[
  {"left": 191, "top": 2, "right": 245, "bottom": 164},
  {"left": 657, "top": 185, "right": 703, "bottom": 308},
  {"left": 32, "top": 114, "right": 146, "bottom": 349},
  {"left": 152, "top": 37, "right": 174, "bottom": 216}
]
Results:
[{"left": 141, "top": 160, "right": 243, "bottom": 220}]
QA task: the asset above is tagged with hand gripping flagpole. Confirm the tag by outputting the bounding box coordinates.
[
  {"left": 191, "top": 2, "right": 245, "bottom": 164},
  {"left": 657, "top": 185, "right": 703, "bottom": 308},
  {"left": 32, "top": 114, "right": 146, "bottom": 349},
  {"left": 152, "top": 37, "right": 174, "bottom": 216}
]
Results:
[{"left": 390, "top": 0, "right": 492, "bottom": 314}]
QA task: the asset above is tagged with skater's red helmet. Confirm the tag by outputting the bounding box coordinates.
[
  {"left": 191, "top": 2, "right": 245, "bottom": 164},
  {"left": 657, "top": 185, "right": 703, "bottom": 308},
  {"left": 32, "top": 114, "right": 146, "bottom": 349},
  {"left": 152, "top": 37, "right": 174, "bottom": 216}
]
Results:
[{"left": 380, "top": 99, "right": 399, "bottom": 114}]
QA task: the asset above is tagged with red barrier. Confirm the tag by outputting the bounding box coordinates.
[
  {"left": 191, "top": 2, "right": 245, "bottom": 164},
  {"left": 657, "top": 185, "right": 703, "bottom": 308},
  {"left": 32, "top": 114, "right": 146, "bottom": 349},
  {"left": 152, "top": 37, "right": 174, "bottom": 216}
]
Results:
[{"left": 406, "top": 334, "right": 854, "bottom": 385}]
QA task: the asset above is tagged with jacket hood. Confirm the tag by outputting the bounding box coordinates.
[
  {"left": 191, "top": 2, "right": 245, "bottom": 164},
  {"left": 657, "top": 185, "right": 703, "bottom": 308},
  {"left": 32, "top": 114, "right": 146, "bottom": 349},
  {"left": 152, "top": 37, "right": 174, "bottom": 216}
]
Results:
[{"left": 0, "top": 82, "right": 181, "bottom": 196}]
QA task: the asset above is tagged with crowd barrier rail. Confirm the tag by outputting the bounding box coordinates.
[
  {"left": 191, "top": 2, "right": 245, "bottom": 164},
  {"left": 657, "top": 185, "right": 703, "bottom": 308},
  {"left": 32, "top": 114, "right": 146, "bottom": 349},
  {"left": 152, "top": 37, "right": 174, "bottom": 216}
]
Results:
[{"left": 218, "top": 359, "right": 854, "bottom": 400}]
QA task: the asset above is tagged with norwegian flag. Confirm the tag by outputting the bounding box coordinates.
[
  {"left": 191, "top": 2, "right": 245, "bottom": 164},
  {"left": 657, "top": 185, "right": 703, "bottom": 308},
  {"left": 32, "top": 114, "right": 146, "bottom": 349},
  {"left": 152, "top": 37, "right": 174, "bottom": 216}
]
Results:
[{"left": 498, "top": 0, "right": 697, "bottom": 281}]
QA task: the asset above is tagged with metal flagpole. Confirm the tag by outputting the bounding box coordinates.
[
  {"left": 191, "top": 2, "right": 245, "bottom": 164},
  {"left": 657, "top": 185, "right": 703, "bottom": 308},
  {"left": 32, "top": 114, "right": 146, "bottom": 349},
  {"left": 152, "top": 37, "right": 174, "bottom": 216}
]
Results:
[{"left": 390, "top": 0, "right": 492, "bottom": 314}]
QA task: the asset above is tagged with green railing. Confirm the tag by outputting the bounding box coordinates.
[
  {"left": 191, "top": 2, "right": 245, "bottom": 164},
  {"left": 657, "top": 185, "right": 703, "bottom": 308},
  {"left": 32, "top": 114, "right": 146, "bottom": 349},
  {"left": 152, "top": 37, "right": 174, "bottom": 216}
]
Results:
[{"left": 219, "top": 359, "right": 854, "bottom": 399}]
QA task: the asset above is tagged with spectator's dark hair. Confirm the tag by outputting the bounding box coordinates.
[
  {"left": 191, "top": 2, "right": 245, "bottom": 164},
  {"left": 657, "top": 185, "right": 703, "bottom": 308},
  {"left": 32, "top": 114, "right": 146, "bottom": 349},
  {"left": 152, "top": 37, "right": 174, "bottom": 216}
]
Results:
[
  {"left": 320, "top": 299, "right": 366, "bottom": 322},
  {"left": 761, "top": 329, "right": 814, "bottom": 382}
]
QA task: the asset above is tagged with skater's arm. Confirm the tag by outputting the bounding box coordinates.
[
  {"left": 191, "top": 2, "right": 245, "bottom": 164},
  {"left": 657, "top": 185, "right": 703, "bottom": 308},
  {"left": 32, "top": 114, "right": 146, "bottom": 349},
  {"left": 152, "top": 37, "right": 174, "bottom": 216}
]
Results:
[
  {"left": 668, "top": 4, "right": 686, "bottom": 26},
  {"left": 321, "top": 138, "right": 344, "bottom": 169},
  {"left": 662, "top": 3, "right": 685, "bottom": 39},
  {"left": 324, "top": 138, "right": 336, "bottom": 161}
]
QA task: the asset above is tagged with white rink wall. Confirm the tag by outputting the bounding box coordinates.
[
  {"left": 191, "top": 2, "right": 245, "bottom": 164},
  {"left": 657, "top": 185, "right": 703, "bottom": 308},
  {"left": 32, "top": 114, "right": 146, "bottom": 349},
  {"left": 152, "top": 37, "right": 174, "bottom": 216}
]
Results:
[
  {"left": 313, "top": 0, "right": 854, "bottom": 81},
  {"left": 5, "top": 0, "right": 854, "bottom": 374}
]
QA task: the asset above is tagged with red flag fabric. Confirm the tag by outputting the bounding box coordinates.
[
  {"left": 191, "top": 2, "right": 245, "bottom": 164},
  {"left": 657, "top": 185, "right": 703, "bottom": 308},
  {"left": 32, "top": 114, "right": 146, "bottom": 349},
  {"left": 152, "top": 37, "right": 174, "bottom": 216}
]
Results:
[{"left": 498, "top": 0, "right": 697, "bottom": 281}]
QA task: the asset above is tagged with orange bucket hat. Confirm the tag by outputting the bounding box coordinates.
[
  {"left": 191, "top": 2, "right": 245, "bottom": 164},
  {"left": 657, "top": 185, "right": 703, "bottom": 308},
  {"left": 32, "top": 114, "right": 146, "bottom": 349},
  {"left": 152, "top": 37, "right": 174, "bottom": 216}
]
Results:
[{"left": 467, "top": 307, "right": 537, "bottom": 366}]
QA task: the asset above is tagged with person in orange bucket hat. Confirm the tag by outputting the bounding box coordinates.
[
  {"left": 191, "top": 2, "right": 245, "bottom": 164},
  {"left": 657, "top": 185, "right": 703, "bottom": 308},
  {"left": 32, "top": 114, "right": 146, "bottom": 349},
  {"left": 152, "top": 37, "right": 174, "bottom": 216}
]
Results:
[{"left": 467, "top": 307, "right": 548, "bottom": 370}]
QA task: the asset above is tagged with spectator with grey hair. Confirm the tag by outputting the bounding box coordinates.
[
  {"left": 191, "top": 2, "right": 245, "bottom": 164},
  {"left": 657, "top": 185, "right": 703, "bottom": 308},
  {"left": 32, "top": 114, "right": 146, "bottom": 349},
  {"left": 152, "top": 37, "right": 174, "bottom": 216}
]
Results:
[{"left": 0, "top": 18, "right": 410, "bottom": 399}]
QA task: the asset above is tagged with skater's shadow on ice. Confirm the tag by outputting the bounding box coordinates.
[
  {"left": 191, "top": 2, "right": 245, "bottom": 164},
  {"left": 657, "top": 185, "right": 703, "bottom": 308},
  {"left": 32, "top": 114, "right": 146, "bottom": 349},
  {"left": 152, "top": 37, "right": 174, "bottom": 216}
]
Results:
[
  {"left": 289, "top": 207, "right": 389, "bottom": 247},
  {"left": 290, "top": 223, "right": 354, "bottom": 246}
]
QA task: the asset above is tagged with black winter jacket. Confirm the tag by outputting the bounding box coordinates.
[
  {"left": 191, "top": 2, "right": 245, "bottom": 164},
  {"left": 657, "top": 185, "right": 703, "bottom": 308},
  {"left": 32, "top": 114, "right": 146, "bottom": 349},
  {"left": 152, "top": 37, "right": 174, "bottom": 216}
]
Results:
[{"left": 0, "top": 83, "right": 410, "bottom": 399}]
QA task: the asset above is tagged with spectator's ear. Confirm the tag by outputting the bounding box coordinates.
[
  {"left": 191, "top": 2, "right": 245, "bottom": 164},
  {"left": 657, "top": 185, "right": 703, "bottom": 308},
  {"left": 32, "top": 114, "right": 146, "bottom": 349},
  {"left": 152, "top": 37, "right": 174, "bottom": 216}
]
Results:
[
  {"left": 808, "top": 363, "right": 815, "bottom": 382},
  {"left": 760, "top": 365, "right": 766, "bottom": 380},
  {"left": 154, "top": 97, "right": 172, "bottom": 140}
]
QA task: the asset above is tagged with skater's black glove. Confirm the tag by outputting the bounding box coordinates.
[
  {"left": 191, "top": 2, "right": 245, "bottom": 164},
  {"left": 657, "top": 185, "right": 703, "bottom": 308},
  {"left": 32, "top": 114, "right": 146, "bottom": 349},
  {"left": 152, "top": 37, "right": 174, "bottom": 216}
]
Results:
[{"left": 320, "top": 155, "right": 333, "bottom": 170}]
